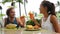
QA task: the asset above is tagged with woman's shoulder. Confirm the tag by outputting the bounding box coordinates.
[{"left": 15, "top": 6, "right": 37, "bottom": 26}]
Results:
[
  {"left": 4, "top": 18, "right": 7, "bottom": 20},
  {"left": 4, "top": 18, "right": 8, "bottom": 21},
  {"left": 50, "top": 15, "right": 57, "bottom": 23},
  {"left": 50, "top": 15, "right": 57, "bottom": 19}
]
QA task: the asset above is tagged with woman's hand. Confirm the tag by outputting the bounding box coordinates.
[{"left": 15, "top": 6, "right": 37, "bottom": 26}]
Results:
[
  {"left": 34, "top": 25, "right": 40, "bottom": 29},
  {"left": 56, "top": 33, "right": 60, "bottom": 34},
  {"left": 30, "top": 17, "right": 41, "bottom": 27}
]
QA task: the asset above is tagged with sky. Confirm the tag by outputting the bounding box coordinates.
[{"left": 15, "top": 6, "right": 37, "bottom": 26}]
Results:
[{"left": 0, "top": 0, "right": 60, "bottom": 17}]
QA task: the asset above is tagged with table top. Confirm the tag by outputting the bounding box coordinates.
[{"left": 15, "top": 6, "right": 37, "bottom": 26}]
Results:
[{"left": 0, "top": 28, "right": 56, "bottom": 34}]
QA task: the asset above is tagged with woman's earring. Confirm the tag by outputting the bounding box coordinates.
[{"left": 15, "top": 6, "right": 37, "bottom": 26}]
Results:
[{"left": 48, "top": 11, "right": 50, "bottom": 14}]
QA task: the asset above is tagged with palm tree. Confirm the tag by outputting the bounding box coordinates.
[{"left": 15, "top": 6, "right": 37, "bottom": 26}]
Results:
[
  {"left": 16, "top": 0, "right": 23, "bottom": 16},
  {"left": 24, "top": 0, "right": 28, "bottom": 16},
  {"left": 43, "top": 0, "right": 46, "bottom": 1},
  {"left": 11, "top": 0, "right": 15, "bottom": 6},
  {"left": 2, "top": 0, "right": 23, "bottom": 16},
  {"left": 2, "top": 0, "right": 14, "bottom": 5}
]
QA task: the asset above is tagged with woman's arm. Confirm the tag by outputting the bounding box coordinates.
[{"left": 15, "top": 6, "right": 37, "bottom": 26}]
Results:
[
  {"left": 50, "top": 15, "right": 60, "bottom": 33},
  {"left": 16, "top": 18, "right": 24, "bottom": 27},
  {"left": 31, "top": 18, "right": 41, "bottom": 27}
]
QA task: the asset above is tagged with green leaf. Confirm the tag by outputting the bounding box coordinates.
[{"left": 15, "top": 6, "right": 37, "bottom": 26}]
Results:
[
  {"left": 3, "top": 0, "right": 13, "bottom": 2},
  {"left": 2, "top": 0, "right": 13, "bottom": 4},
  {"left": 0, "top": 14, "right": 5, "bottom": 16},
  {"left": 2, "top": 0, "right": 23, "bottom": 4},
  {"left": 16, "top": 0, "right": 23, "bottom": 4},
  {"left": 26, "top": 19, "right": 41, "bottom": 26}
]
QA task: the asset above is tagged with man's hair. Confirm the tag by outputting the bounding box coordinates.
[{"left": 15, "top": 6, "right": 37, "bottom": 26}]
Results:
[{"left": 6, "top": 7, "right": 14, "bottom": 16}]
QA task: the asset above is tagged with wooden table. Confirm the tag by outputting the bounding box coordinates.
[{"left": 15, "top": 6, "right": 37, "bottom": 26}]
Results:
[{"left": 0, "top": 28, "right": 56, "bottom": 34}]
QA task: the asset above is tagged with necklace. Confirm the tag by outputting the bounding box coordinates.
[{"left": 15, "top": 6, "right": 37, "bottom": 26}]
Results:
[{"left": 43, "top": 17, "right": 47, "bottom": 22}]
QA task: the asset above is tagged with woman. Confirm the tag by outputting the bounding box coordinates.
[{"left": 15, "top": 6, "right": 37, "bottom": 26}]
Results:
[
  {"left": 4, "top": 7, "right": 24, "bottom": 27},
  {"left": 31, "top": 1, "right": 60, "bottom": 33}
]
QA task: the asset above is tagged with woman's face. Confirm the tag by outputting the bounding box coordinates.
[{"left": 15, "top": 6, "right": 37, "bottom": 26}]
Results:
[
  {"left": 39, "top": 4, "right": 47, "bottom": 14},
  {"left": 9, "top": 9, "right": 15, "bottom": 18}
]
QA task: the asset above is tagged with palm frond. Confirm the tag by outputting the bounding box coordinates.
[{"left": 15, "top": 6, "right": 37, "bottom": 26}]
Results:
[
  {"left": 2, "top": 0, "right": 13, "bottom": 4},
  {"left": 2, "top": 0, "right": 23, "bottom": 4},
  {"left": 0, "top": 14, "right": 5, "bottom": 16},
  {"left": 16, "top": 0, "right": 23, "bottom": 4}
]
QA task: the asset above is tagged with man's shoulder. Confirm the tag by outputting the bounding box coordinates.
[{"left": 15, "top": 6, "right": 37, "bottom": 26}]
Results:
[
  {"left": 16, "top": 18, "right": 20, "bottom": 20},
  {"left": 16, "top": 18, "right": 21, "bottom": 22},
  {"left": 4, "top": 18, "right": 8, "bottom": 20}
]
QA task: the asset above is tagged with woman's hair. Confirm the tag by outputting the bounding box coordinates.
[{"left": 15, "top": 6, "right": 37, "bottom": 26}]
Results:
[
  {"left": 41, "top": 1, "right": 56, "bottom": 16},
  {"left": 6, "top": 7, "right": 14, "bottom": 16}
]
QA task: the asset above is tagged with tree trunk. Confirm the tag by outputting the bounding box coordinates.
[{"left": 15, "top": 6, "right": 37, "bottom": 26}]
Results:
[
  {"left": 44, "top": 0, "right": 46, "bottom": 1},
  {"left": 24, "top": 0, "right": 27, "bottom": 16},
  {"left": 19, "top": 2, "right": 21, "bottom": 16}
]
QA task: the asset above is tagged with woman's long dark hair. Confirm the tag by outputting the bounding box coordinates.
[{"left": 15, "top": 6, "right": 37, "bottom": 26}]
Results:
[{"left": 41, "top": 1, "right": 56, "bottom": 16}]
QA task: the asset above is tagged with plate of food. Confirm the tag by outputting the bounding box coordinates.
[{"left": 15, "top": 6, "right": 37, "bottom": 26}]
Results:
[
  {"left": 25, "top": 25, "right": 41, "bottom": 31},
  {"left": 6, "top": 23, "right": 17, "bottom": 29}
]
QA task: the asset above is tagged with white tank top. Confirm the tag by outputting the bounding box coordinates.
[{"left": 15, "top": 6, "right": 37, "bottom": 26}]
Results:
[{"left": 41, "top": 15, "right": 54, "bottom": 32}]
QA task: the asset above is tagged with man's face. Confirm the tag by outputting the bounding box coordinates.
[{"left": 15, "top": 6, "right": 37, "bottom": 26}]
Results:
[{"left": 9, "top": 9, "right": 15, "bottom": 18}]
